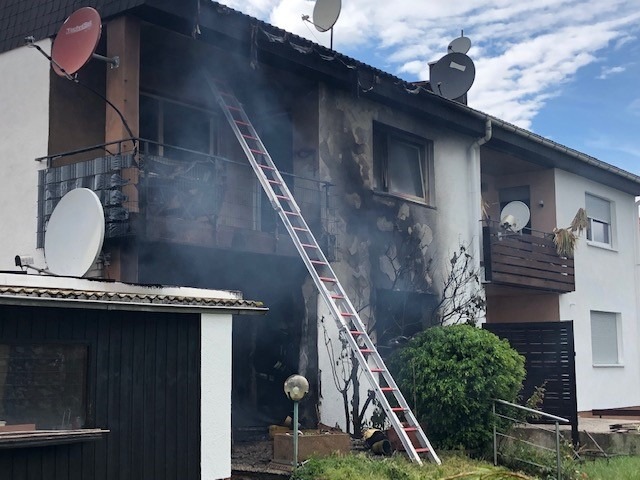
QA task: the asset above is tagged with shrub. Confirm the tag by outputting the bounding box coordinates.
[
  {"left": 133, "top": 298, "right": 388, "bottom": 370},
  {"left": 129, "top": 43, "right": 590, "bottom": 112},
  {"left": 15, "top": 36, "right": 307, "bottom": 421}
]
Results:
[{"left": 389, "top": 324, "right": 525, "bottom": 451}]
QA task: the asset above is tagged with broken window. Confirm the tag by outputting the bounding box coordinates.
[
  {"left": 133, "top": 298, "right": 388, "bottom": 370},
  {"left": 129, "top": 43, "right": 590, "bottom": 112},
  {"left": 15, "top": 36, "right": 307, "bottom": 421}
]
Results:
[
  {"left": 0, "top": 344, "right": 87, "bottom": 430},
  {"left": 139, "top": 93, "right": 218, "bottom": 160},
  {"left": 373, "top": 123, "right": 433, "bottom": 204}
]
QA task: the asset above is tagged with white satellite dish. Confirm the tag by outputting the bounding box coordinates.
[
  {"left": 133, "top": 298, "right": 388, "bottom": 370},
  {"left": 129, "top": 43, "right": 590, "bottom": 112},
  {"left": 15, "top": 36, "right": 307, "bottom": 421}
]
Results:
[
  {"left": 313, "top": 0, "right": 342, "bottom": 32},
  {"left": 448, "top": 36, "right": 471, "bottom": 54},
  {"left": 500, "top": 201, "right": 531, "bottom": 232},
  {"left": 44, "top": 188, "right": 105, "bottom": 277}
]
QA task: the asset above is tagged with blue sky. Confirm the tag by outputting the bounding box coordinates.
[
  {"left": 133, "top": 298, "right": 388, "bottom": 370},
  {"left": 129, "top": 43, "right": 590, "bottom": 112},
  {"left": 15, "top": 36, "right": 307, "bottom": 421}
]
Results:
[{"left": 220, "top": 0, "right": 640, "bottom": 176}]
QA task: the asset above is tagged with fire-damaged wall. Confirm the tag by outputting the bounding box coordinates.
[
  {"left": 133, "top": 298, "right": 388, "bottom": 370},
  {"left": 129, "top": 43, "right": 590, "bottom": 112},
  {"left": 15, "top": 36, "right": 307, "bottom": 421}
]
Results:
[{"left": 315, "top": 85, "right": 454, "bottom": 431}]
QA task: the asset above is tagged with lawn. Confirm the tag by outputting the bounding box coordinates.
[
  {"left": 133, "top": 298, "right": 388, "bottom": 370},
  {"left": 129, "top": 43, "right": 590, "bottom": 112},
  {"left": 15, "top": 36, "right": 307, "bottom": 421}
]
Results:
[{"left": 289, "top": 452, "right": 640, "bottom": 479}]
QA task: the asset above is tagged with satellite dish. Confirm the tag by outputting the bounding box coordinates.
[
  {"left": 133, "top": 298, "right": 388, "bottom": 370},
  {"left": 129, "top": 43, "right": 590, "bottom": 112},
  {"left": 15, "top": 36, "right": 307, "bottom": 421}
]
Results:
[
  {"left": 500, "top": 201, "right": 531, "bottom": 232},
  {"left": 430, "top": 52, "right": 476, "bottom": 100},
  {"left": 44, "top": 188, "right": 105, "bottom": 277},
  {"left": 448, "top": 36, "right": 471, "bottom": 54},
  {"left": 313, "top": 0, "right": 342, "bottom": 32},
  {"left": 51, "top": 7, "right": 102, "bottom": 77}
]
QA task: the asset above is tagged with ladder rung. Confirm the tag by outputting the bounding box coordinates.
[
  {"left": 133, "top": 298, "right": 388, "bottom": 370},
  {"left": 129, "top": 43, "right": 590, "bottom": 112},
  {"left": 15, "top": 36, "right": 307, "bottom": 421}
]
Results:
[
  {"left": 250, "top": 148, "right": 266, "bottom": 155},
  {"left": 391, "top": 407, "right": 407, "bottom": 412},
  {"left": 284, "top": 211, "right": 299, "bottom": 216},
  {"left": 319, "top": 276, "right": 336, "bottom": 282},
  {"left": 301, "top": 243, "right": 317, "bottom": 249},
  {"left": 414, "top": 448, "right": 431, "bottom": 454},
  {"left": 360, "top": 349, "right": 374, "bottom": 354},
  {"left": 340, "top": 312, "right": 355, "bottom": 317},
  {"left": 370, "top": 368, "right": 385, "bottom": 373},
  {"left": 242, "top": 134, "right": 258, "bottom": 140},
  {"left": 235, "top": 120, "right": 250, "bottom": 126},
  {"left": 268, "top": 179, "right": 282, "bottom": 185},
  {"left": 331, "top": 294, "right": 344, "bottom": 299},
  {"left": 293, "top": 226, "right": 308, "bottom": 231},
  {"left": 226, "top": 105, "right": 241, "bottom": 111},
  {"left": 258, "top": 163, "right": 275, "bottom": 170},
  {"left": 311, "top": 260, "right": 328, "bottom": 265},
  {"left": 404, "top": 427, "right": 418, "bottom": 432},
  {"left": 350, "top": 331, "right": 364, "bottom": 336},
  {"left": 380, "top": 387, "right": 396, "bottom": 392},
  {"left": 276, "top": 195, "right": 290, "bottom": 200}
]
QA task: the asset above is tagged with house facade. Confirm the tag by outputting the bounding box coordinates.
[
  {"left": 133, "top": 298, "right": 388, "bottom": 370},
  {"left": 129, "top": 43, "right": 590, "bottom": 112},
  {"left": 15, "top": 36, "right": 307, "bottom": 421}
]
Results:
[{"left": 0, "top": 0, "right": 639, "bottom": 445}]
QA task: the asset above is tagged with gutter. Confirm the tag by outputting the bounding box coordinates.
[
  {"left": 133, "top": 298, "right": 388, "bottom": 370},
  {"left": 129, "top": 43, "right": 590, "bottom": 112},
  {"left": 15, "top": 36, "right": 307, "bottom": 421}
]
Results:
[{"left": 468, "top": 119, "right": 492, "bottom": 286}]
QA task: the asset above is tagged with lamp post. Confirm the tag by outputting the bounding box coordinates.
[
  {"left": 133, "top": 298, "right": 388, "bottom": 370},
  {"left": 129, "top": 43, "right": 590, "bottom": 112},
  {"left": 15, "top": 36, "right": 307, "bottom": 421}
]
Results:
[{"left": 283, "top": 374, "right": 309, "bottom": 467}]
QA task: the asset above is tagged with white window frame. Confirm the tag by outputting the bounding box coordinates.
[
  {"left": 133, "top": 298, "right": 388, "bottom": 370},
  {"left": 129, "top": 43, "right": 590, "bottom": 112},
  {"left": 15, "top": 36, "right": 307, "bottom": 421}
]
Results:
[
  {"left": 585, "top": 193, "right": 613, "bottom": 248},
  {"left": 590, "top": 311, "right": 623, "bottom": 367},
  {"left": 373, "top": 122, "right": 433, "bottom": 205}
]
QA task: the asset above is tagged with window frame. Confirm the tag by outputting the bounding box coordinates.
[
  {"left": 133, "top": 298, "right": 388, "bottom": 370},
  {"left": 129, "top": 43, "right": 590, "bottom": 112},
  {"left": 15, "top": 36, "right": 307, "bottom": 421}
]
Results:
[
  {"left": 585, "top": 193, "right": 613, "bottom": 248},
  {"left": 590, "top": 311, "right": 623, "bottom": 367},
  {"left": 373, "top": 122, "right": 434, "bottom": 205}
]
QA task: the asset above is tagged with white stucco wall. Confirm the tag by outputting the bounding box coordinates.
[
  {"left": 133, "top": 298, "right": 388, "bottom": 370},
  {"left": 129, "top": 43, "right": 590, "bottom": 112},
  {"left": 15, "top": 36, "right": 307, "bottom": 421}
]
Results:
[
  {"left": 0, "top": 41, "right": 50, "bottom": 270},
  {"left": 555, "top": 169, "right": 640, "bottom": 411},
  {"left": 315, "top": 85, "right": 478, "bottom": 429},
  {"left": 201, "top": 312, "right": 233, "bottom": 480}
]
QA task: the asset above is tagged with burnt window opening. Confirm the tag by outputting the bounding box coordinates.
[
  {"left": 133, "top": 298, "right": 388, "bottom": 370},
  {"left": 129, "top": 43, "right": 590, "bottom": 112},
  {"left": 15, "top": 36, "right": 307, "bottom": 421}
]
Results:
[
  {"left": 139, "top": 93, "right": 219, "bottom": 160},
  {"left": 373, "top": 123, "right": 434, "bottom": 204},
  {"left": 375, "top": 290, "right": 438, "bottom": 354},
  {"left": 0, "top": 343, "right": 88, "bottom": 431}
]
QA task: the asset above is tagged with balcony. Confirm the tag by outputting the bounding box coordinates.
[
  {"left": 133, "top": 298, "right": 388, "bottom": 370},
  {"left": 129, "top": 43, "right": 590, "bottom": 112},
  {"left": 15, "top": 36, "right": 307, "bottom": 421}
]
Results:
[
  {"left": 482, "top": 222, "right": 575, "bottom": 293},
  {"left": 37, "top": 140, "right": 334, "bottom": 258}
]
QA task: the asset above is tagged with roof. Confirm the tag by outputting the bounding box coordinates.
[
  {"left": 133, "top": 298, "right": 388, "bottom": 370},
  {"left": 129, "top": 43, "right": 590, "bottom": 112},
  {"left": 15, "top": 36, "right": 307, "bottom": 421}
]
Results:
[
  {"left": 0, "top": 273, "right": 267, "bottom": 314},
  {"left": 2, "top": 0, "right": 640, "bottom": 195}
]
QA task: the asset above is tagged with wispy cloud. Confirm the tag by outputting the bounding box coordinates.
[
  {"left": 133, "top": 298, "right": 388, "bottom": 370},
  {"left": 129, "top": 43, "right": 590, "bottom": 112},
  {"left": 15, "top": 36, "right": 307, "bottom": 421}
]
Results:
[
  {"left": 598, "top": 65, "right": 627, "bottom": 79},
  {"left": 219, "top": 0, "right": 640, "bottom": 129},
  {"left": 629, "top": 98, "right": 640, "bottom": 116}
]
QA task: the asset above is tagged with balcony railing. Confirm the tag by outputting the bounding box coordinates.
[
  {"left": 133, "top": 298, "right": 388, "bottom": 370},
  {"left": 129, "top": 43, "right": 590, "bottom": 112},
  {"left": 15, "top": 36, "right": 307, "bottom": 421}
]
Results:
[
  {"left": 482, "top": 222, "right": 575, "bottom": 293},
  {"left": 37, "top": 139, "right": 335, "bottom": 257}
]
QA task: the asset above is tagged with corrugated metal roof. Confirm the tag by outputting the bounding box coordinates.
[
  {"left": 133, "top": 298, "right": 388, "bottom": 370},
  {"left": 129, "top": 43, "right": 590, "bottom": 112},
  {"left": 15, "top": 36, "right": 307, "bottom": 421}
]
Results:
[{"left": 0, "top": 284, "right": 267, "bottom": 314}]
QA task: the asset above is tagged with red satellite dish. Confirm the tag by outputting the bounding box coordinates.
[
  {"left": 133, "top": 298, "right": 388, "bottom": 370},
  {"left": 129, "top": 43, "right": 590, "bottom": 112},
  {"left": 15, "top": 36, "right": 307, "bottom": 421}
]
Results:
[{"left": 51, "top": 7, "right": 102, "bottom": 77}]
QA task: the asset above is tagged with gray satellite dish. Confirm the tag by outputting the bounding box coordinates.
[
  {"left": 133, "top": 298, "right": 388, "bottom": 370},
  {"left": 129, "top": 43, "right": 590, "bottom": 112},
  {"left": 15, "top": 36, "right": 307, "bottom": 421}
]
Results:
[
  {"left": 430, "top": 52, "right": 476, "bottom": 100},
  {"left": 44, "top": 188, "right": 105, "bottom": 277},
  {"left": 500, "top": 201, "right": 531, "bottom": 232},
  {"left": 313, "top": 0, "right": 342, "bottom": 32},
  {"left": 448, "top": 36, "right": 471, "bottom": 54}
]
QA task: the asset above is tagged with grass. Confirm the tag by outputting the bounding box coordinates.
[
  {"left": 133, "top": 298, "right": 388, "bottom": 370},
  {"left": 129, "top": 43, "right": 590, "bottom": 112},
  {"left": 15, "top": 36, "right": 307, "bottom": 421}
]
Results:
[
  {"left": 577, "top": 456, "right": 640, "bottom": 480},
  {"left": 290, "top": 453, "right": 534, "bottom": 480},
  {"left": 289, "top": 451, "right": 640, "bottom": 479}
]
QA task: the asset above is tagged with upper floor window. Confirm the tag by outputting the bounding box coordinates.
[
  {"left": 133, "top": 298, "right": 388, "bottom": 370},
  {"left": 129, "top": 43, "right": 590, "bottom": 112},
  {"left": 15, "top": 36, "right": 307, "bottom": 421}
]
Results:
[
  {"left": 585, "top": 194, "right": 612, "bottom": 246},
  {"left": 140, "top": 93, "right": 218, "bottom": 161},
  {"left": 373, "top": 123, "right": 433, "bottom": 204}
]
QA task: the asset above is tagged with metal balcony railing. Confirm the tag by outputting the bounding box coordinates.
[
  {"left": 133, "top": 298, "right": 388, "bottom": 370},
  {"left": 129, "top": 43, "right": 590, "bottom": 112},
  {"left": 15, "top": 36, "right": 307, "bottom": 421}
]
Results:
[
  {"left": 37, "top": 139, "right": 335, "bottom": 256},
  {"left": 482, "top": 221, "right": 575, "bottom": 293}
]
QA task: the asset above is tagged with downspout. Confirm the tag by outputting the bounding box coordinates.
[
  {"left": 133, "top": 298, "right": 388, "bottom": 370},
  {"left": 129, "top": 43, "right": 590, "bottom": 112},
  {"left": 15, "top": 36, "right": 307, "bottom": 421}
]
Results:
[{"left": 468, "top": 118, "right": 492, "bottom": 324}]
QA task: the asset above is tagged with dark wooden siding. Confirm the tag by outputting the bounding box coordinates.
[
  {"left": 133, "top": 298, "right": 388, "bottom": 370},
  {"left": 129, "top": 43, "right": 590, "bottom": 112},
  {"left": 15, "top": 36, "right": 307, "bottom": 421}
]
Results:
[
  {"left": 483, "top": 225, "right": 575, "bottom": 293},
  {"left": 484, "top": 321, "right": 578, "bottom": 445},
  {"left": 0, "top": 305, "right": 201, "bottom": 480}
]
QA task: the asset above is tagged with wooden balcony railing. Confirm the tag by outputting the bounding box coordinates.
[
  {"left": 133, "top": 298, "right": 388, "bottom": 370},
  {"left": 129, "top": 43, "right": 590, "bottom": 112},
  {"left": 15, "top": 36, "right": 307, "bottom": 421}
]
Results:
[{"left": 482, "top": 223, "right": 575, "bottom": 293}]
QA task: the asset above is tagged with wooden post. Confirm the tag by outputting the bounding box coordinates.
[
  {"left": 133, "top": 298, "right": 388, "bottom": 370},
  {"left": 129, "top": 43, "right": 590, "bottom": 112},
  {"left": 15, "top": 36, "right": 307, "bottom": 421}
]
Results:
[{"left": 105, "top": 16, "right": 140, "bottom": 282}]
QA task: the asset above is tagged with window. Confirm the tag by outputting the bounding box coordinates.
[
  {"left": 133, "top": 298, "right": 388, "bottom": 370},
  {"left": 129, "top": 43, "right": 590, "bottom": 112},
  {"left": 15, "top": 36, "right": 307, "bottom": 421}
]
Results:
[
  {"left": 590, "top": 311, "right": 621, "bottom": 365},
  {"left": 0, "top": 344, "right": 87, "bottom": 430},
  {"left": 374, "top": 123, "right": 433, "bottom": 203},
  {"left": 139, "top": 93, "right": 218, "bottom": 160},
  {"left": 586, "top": 194, "right": 612, "bottom": 246}
]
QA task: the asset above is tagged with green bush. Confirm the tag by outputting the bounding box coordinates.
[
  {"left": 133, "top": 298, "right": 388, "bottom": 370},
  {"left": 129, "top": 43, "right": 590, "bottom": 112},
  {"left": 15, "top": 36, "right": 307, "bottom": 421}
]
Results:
[{"left": 389, "top": 324, "right": 525, "bottom": 451}]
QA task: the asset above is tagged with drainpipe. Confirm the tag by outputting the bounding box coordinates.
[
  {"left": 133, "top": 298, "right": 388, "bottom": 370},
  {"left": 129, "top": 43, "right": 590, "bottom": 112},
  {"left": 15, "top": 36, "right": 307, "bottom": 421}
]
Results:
[{"left": 468, "top": 118, "right": 492, "bottom": 286}]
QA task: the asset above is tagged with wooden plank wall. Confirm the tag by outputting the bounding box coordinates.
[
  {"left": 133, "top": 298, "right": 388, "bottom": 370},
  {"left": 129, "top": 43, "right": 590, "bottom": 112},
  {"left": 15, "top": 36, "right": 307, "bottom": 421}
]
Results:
[
  {"left": 484, "top": 321, "right": 579, "bottom": 445},
  {"left": 483, "top": 226, "right": 575, "bottom": 293},
  {"left": 0, "top": 305, "right": 200, "bottom": 480}
]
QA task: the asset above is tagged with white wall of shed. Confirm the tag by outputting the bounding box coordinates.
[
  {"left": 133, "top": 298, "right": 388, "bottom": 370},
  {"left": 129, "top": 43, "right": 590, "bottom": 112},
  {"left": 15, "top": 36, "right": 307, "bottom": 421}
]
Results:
[{"left": 201, "top": 312, "right": 233, "bottom": 479}]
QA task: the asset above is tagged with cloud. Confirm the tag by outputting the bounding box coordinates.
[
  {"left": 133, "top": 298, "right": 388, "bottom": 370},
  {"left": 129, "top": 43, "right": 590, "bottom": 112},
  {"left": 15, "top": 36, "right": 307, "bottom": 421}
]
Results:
[
  {"left": 629, "top": 98, "right": 640, "bottom": 116},
  {"left": 218, "top": 0, "right": 640, "bottom": 128},
  {"left": 598, "top": 65, "right": 627, "bottom": 79}
]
